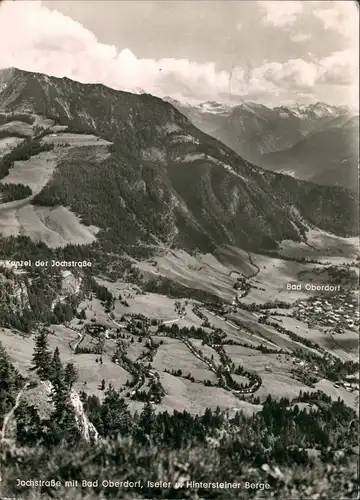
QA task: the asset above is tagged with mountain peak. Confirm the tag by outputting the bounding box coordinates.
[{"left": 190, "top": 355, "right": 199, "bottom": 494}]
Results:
[{"left": 284, "top": 102, "right": 353, "bottom": 120}]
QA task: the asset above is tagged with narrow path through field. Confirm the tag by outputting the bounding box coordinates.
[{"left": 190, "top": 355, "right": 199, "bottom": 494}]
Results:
[
  {"left": 67, "top": 325, "right": 84, "bottom": 352},
  {"left": 247, "top": 251, "right": 260, "bottom": 277},
  {"left": 199, "top": 306, "right": 280, "bottom": 350},
  {"left": 179, "top": 333, "right": 261, "bottom": 396},
  {"left": 161, "top": 318, "right": 180, "bottom": 325}
]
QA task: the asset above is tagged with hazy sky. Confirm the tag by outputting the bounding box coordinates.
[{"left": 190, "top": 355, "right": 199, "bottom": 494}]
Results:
[{"left": 0, "top": 0, "right": 358, "bottom": 107}]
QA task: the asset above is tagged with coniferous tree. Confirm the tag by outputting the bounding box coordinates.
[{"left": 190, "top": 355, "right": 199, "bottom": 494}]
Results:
[
  {"left": 83, "top": 394, "right": 102, "bottom": 431},
  {"left": 100, "top": 386, "right": 132, "bottom": 438},
  {"left": 137, "top": 401, "right": 156, "bottom": 443},
  {"left": 31, "top": 329, "right": 52, "bottom": 380},
  {"left": 0, "top": 342, "right": 12, "bottom": 422},
  {"left": 50, "top": 346, "right": 63, "bottom": 383},
  {"left": 64, "top": 362, "right": 78, "bottom": 389},
  {"left": 15, "top": 401, "right": 43, "bottom": 447},
  {"left": 46, "top": 375, "right": 81, "bottom": 447},
  {"left": 78, "top": 309, "right": 86, "bottom": 320},
  {"left": 0, "top": 342, "right": 23, "bottom": 426}
]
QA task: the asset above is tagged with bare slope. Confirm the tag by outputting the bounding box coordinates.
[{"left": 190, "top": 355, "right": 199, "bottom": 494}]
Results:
[{"left": 0, "top": 114, "right": 108, "bottom": 246}]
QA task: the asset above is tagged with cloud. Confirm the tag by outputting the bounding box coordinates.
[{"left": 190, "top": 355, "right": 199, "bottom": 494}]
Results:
[
  {"left": 257, "top": 1, "right": 303, "bottom": 27},
  {"left": 313, "top": 2, "right": 359, "bottom": 43},
  {"left": 229, "top": 49, "right": 358, "bottom": 106},
  {"left": 290, "top": 33, "right": 312, "bottom": 43},
  {"left": 318, "top": 49, "right": 358, "bottom": 86},
  {"left": 0, "top": 0, "right": 357, "bottom": 107},
  {"left": 0, "top": 0, "right": 230, "bottom": 101}
]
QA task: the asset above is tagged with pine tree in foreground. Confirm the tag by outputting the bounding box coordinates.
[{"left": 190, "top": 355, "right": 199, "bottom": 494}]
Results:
[
  {"left": 0, "top": 342, "right": 23, "bottom": 427},
  {"left": 100, "top": 386, "right": 133, "bottom": 438},
  {"left": 49, "top": 346, "right": 63, "bottom": 383},
  {"left": 45, "top": 375, "right": 81, "bottom": 447},
  {"left": 64, "top": 362, "right": 78, "bottom": 389},
  {"left": 14, "top": 401, "right": 43, "bottom": 447},
  {"left": 31, "top": 329, "right": 52, "bottom": 380},
  {"left": 137, "top": 400, "right": 156, "bottom": 443}
]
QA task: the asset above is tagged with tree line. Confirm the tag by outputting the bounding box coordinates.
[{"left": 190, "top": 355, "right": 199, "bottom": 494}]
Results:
[{"left": 0, "top": 326, "right": 358, "bottom": 499}]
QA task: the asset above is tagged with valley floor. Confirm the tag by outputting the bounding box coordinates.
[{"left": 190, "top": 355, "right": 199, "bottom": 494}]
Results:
[{"left": 1, "top": 235, "right": 358, "bottom": 415}]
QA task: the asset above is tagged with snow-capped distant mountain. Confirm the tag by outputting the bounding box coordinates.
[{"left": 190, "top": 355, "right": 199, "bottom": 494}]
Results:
[
  {"left": 165, "top": 97, "right": 355, "bottom": 166},
  {"left": 163, "top": 97, "right": 233, "bottom": 115},
  {"left": 282, "top": 102, "right": 352, "bottom": 120},
  {"left": 197, "top": 100, "right": 233, "bottom": 115},
  {"left": 163, "top": 96, "right": 234, "bottom": 135}
]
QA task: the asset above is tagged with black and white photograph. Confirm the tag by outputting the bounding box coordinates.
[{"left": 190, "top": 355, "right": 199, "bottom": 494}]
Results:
[{"left": 0, "top": 1, "right": 358, "bottom": 499}]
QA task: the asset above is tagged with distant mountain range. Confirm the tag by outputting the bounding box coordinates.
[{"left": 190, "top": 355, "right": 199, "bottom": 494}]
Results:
[
  {"left": 0, "top": 68, "right": 357, "bottom": 257},
  {"left": 163, "top": 97, "right": 233, "bottom": 137},
  {"left": 260, "top": 116, "right": 359, "bottom": 191},
  {"left": 165, "top": 97, "right": 357, "bottom": 189}
]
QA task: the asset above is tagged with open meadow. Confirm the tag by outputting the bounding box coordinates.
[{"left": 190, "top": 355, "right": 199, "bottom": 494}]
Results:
[
  {"left": 223, "top": 346, "right": 311, "bottom": 400},
  {"left": 151, "top": 337, "right": 217, "bottom": 383},
  {"left": 135, "top": 248, "right": 238, "bottom": 302},
  {"left": 242, "top": 253, "right": 326, "bottom": 304},
  {"left": 272, "top": 315, "right": 358, "bottom": 362},
  {"left": 315, "top": 379, "right": 358, "bottom": 413},
  {"left": 278, "top": 229, "right": 359, "bottom": 262},
  {"left": 0, "top": 326, "right": 132, "bottom": 401},
  {"left": 201, "top": 308, "right": 275, "bottom": 349},
  {"left": 191, "top": 338, "right": 222, "bottom": 365},
  {"left": 0, "top": 121, "right": 33, "bottom": 136},
  {"left": 0, "top": 144, "right": 101, "bottom": 246},
  {"left": 156, "top": 372, "right": 262, "bottom": 416},
  {"left": 0, "top": 136, "right": 23, "bottom": 156},
  {"left": 227, "top": 309, "right": 324, "bottom": 356}
]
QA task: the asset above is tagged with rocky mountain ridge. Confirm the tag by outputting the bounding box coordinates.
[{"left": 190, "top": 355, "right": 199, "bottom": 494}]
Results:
[
  {"left": 260, "top": 116, "right": 359, "bottom": 191},
  {"left": 0, "top": 68, "right": 357, "bottom": 258},
  {"left": 166, "top": 97, "right": 356, "bottom": 168}
]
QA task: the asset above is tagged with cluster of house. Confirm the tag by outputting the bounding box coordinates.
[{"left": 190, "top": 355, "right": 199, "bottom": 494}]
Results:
[
  {"left": 291, "top": 357, "right": 320, "bottom": 374},
  {"left": 335, "top": 374, "right": 359, "bottom": 393},
  {"left": 121, "top": 285, "right": 142, "bottom": 300},
  {"left": 85, "top": 322, "right": 111, "bottom": 339},
  {"left": 294, "top": 294, "right": 359, "bottom": 331}
]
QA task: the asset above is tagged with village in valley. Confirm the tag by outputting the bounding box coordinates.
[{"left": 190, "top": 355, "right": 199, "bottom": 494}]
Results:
[{"left": 2, "top": 240, "right": 358, "bottom": 419}]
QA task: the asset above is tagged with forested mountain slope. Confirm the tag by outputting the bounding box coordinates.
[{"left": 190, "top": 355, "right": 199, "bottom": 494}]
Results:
[{"left": 0, "top": 68, "right": 357, "bottom": 256}]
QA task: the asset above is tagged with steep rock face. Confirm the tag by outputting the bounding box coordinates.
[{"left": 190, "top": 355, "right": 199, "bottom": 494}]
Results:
[
  {"left": 61, "top": 271, "right": 82, "bottom": 296},
  {"left": 70, "top": 389, "right": 100, "bottom": 443},
  {"left": 40, "top": 380, "right": 100, "bottom": 443},
  {"left": 0, "top": 270, "right": 30, "bottom": 314},
  {"left": 0, "top": 68, "right": 358, "bottom": 254}
]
